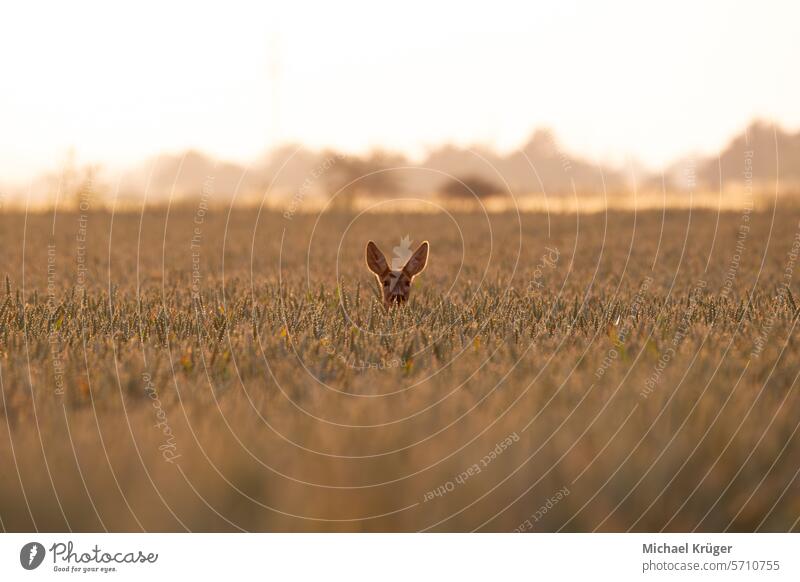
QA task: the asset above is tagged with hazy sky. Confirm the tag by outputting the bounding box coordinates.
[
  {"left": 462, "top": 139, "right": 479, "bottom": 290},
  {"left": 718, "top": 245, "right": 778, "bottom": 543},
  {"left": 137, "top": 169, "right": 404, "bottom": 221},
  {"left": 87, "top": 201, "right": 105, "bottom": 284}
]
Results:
[{"left": 1, "top": 0, "right": 799, "bottom": 181}]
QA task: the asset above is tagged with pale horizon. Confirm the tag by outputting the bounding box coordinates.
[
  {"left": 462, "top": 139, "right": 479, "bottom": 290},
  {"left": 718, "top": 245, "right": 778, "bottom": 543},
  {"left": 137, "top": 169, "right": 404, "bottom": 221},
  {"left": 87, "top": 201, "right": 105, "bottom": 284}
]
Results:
[{"left": 2, "top": 0, "right": 800, "bottom": 184}]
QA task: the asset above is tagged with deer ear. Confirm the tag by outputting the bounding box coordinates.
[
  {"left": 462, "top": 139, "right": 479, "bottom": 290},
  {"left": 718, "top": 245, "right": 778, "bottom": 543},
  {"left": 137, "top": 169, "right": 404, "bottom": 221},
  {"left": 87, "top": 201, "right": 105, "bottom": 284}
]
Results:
[
  {"left": 366, "top": 241, "right": 389, "bottom": 277},
  {"left": 403, "top": 241, "right": 429, "bottom": 277}
]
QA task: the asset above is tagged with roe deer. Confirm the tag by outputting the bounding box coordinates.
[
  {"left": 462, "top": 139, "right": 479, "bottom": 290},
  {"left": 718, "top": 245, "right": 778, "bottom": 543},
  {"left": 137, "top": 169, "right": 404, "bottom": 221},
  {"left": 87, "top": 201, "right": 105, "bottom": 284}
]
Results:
[{"left": 365, "top": 240, "right": 429, "bottom": 307}]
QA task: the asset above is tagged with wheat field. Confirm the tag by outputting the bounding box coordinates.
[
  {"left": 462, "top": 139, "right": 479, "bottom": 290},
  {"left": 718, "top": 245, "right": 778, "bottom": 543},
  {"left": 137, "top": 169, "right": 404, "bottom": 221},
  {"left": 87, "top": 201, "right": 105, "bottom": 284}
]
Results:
[{"left": 0, "top": 204, "right": 799, "bottom": 532}]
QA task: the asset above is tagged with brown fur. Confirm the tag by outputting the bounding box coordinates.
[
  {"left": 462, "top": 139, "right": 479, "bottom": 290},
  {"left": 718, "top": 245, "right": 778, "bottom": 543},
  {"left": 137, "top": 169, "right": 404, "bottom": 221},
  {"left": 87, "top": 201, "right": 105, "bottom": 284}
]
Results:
[{"left": 365, "top": 240, "right": 429, "bottom": 307}]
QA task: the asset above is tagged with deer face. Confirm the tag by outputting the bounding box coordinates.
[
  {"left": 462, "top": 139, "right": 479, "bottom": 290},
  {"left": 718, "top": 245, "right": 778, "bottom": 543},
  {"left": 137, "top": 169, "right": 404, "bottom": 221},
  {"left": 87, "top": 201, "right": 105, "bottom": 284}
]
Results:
[{"left": 366, "top": 240, "right": 429, "bottom": 307}]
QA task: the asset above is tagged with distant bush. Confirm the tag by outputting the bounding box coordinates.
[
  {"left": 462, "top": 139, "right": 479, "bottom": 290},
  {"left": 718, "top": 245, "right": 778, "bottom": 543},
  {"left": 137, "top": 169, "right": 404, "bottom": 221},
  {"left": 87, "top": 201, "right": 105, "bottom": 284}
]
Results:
[
  {"left": 439, "top": 175, "right": 502, "bottom": 199},
  {"left": 324, "top": 149, "right": 404, "bottom": 208}
]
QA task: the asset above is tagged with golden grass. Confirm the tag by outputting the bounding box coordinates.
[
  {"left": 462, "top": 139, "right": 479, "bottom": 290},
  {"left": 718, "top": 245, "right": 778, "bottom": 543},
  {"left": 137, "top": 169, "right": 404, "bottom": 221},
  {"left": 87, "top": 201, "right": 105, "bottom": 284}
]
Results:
[{"left": 0, "top": 205, "right": 799, "bottom": 531}]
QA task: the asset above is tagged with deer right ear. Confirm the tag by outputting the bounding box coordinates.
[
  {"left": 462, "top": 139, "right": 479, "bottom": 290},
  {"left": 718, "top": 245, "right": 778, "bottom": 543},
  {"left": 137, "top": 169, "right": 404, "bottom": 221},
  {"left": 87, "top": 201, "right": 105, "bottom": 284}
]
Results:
[
  {"left": 366, "top": 241, "right": 389, "bottom": 277},
  {"left": 403, "top": 241, "right": 429, "bottom": 277}
]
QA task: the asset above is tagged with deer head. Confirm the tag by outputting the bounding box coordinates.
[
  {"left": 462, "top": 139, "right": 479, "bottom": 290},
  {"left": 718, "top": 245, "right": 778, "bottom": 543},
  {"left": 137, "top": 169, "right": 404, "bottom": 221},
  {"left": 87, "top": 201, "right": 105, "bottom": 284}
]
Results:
[{"left": 366, "top": 240, "right": 429, "bottom": 307}]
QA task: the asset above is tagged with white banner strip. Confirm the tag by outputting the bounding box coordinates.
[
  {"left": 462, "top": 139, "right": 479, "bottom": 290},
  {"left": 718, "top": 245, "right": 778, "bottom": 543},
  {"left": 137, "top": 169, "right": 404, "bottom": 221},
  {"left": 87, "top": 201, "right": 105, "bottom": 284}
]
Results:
[{"left": 1, "top": 533, "right": 797, "bottom": 581}]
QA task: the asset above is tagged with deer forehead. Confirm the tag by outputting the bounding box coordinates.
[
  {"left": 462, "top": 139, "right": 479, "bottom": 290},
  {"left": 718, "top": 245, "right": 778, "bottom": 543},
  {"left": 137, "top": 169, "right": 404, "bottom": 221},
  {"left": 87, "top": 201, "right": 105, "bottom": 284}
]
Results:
[{"left": 384, "top": 271, "right": 410, "bottom": 284}]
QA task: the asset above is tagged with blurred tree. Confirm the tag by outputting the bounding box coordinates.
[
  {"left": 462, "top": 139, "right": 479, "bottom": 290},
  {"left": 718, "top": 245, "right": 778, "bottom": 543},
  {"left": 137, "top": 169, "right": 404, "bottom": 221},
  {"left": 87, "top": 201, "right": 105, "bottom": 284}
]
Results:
[
  {"left": 324, "top": 149, "right": 405, "bottom": 209},
  {"left": 45, "top": 150, "right": 100, "bottom": 210},
  {"left": 439, "top": 175, "right": 502, "bottom": 200}
]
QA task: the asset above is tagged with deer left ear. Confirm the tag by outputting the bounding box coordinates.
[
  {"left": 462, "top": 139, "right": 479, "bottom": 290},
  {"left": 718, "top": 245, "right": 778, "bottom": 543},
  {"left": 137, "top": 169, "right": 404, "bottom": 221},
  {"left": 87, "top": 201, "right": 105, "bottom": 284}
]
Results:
[
  {"left": 366, "top": 241, "right": 390, "bottom": 277},
  {"left": 403, "top": 241, "right": 429, "bottom": 277}
]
